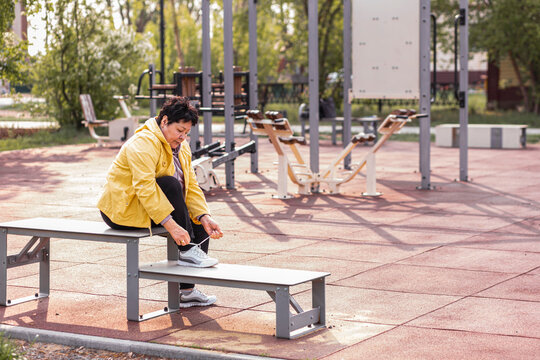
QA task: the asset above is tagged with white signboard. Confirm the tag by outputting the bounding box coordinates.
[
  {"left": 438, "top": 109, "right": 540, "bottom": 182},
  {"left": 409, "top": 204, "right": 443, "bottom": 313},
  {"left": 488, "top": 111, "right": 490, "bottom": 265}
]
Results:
[{"left": 351, "top": 0, "right": 420, "bottom": 99}]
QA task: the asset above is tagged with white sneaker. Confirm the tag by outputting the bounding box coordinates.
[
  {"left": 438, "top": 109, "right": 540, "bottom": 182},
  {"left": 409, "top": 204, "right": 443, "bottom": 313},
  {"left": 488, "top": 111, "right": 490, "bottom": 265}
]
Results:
[
  {"left": 178, "top": 245, "right": 218, "bottom": 268},
  {"left": 179, "top": 288, "right": 217, "bottom": 308}
]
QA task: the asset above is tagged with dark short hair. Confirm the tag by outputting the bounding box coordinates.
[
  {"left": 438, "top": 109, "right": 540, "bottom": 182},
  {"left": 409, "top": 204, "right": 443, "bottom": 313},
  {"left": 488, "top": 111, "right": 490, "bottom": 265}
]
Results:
[{"left": 156, "top": 96, "right": 199, "bottom": 126}]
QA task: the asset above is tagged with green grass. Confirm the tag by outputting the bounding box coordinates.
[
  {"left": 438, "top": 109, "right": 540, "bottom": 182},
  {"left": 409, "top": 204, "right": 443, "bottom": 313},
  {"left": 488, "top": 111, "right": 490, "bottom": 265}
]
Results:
[
  {"left": 0, "top": 333, "right": 24, "bottom": 360},
  {"left": 0, "top": 116, "right": 53, "bottom": 122},
  {"left": 0, "top": 126, "right": 96, "bottom": 152}
]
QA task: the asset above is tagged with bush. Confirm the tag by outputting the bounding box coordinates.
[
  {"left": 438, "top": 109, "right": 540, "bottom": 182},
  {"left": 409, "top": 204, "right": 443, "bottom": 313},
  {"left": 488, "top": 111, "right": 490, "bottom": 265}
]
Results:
[{"left": 31, "top": 0, "right": 151, "bottom": 127}]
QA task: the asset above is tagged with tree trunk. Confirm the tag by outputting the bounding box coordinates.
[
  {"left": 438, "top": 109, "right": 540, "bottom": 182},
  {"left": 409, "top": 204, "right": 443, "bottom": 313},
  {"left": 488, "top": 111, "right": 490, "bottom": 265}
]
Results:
[
  {"left": 508, "top": 50, "right": 529, "bottom": 111},
  {"left": 170, "top": 0, "right": 184, "bottom": 68}
]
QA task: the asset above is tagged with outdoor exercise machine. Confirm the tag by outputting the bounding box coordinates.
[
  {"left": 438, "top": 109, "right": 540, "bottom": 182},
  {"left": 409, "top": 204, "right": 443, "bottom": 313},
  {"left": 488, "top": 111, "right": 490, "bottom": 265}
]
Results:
[
  {"left": 133, "top": 0, "right": 258, "bottom": 191},
  {"left": 190, "top": 139, "right": 257, "bottom": 192},
  {"left": 79, "top": 94, "right": 142, "bottom": 146},
  {"left": 133, "top": 0, "right": 469, "bottom": 193},
  {"left": 247, "top": 109, "right": 426, "bottom": 198},
  {"left": 345, "top": 0, "right": 470, "bottom": 187},
  {"left": 134, "top": 66, "right": 256, "bottom": 192}
]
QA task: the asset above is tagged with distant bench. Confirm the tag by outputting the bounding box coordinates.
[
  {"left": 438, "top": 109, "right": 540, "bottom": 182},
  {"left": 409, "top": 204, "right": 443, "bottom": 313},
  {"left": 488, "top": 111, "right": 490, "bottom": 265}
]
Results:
[
  {"left": 435, "top": 124, "right": 527, "bottom": 149},
  {"left": 0, "top": 218, "right": 329, "bottom": 339}
]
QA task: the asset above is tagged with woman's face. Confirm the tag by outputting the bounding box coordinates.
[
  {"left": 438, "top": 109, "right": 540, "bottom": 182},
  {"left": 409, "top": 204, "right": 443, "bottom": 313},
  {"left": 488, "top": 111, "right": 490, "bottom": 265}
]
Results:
[{"left": 160, "top": 116, "right": 192, "bottom": 149}]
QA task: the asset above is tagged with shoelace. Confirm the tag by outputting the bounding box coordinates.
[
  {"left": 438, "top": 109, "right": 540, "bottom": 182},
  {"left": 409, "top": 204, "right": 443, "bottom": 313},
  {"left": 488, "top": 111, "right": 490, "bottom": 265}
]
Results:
[{"left": 190, "top": 235, "right": 210, "bottom": 249}]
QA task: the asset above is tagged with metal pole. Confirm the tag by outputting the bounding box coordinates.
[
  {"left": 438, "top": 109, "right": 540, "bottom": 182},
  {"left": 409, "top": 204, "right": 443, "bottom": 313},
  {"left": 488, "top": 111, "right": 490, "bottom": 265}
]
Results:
[
  {"left": 223, "top": 0, "right": 235, "bottom": 189},
  {"left": 343, "top": 0, "right": 352, "bottom": 170},
  {"left": 308, "top": 0, "right": 319, "bottom": 192},
  {"left": 202, "top": 0, "right": 212, "bottom": 145},
  {"left": 248, "top": 0, "right": 259, "bottom": 174},
  {"left": 459, "top": 0, "right": 469, "bottom": 181},
  {"left": 418, "top": 0, "right": 432, "bottom": 189},
  {"left": 149, "top": 63, "right": 157, "bottom": 117},
  {"left": 160, "top": 0, "right": 165, "bottom": 84}
]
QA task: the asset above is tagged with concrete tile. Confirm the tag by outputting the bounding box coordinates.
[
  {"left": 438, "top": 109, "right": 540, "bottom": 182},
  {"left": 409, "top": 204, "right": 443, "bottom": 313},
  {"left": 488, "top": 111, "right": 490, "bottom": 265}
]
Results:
[
  {"left": 10, "top": 263, "right": 161, "bottom": 297},
  {"left": 341, "top": 223, "right": 480, "bottom": 245},
  {"left": 253, "top": 284, "right": 458, "bottom": 325},
  {"left": 476, "top": 274, "right": 540, "bottom": 302},
  {"left": 335, "top": 263, "right": 514, "bottom": 296},
  {"left": 399, "top": 246, "right": 540, "bottom": 273},
  {"left": 409, "top": 297, "right": 540, "bottom": 338},
  {"left": 286, "top": 239, "right": 434, "bottom": 264},
  {"left": 210, "top": 232, "right": 321, "bottom": 254},
  {"left": 242, "top": 253, "right": 378, "bottom": 284},
  {"left": 391, "top": 212, "right": 517, "bottom": 233},
  {"left": 325, "top": 325, "right": 540, "bottom": 360},
  {"left": 156, "top": 311, "right": 391, "bottom": 359},
  {"left": 0, "top": 292, "right": 236, "bottom": 342},
  {"left": 452, "top": 217, "right": 540, "bottom": 252}
]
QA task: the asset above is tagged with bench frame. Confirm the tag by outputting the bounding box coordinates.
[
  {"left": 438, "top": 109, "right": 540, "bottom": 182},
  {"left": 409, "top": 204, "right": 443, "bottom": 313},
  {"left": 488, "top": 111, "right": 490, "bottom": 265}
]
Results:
[
  {"left": 0, "top": 218, "right": 329, "bottom": 339},
  {"left": 0, "top": 218, "right": 173, "bottom": 322}
]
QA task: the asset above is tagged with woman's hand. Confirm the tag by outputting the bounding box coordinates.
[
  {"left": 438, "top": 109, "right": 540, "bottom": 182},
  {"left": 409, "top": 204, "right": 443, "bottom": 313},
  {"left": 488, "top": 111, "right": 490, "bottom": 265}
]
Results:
[
  {"left": 162, "top": 219, "right": 191, "bottom": 246},
  {"left": 200, "top": 215, "right": 224, "bottom": 239}
]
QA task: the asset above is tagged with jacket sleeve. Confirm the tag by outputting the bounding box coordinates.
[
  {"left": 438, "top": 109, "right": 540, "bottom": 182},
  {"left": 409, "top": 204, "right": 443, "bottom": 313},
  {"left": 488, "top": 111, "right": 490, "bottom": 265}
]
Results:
[
  {"left": 125, "top": 135, "right": 174, "bottom": 224},
  {"left": 181, "top": 143, "right": 210, "bottom": 224}
]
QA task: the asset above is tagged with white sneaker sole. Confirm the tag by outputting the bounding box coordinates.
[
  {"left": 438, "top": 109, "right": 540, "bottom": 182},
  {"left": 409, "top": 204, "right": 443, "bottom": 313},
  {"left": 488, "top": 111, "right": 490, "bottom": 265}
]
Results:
[
  {"left": 179, "top": 298, "right": 217, "bottom": 308},
  {"left": 177, "top": 259, "right": 218, "bottom": 268}
]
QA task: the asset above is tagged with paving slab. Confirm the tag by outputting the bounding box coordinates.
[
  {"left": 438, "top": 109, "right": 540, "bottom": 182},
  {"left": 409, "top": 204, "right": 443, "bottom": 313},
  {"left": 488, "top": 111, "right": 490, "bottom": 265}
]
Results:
[
  {"left": 398, "top": 246, "right": 540, "bottom": 273},
  {"left": 0, "top": 141, "right": 539, "bottom": 359},
  {"left": 409, "top": 296, "right": 540, "bottom": 338},
  {"left": 324, "top": 326, "right": 540, "bottom": 360},
  {"left": 476, "top": 273, "right": 540, "bottom": 301},
  {"left": 334, "top": 263, "right": 515, "bottom": 296},
  {"left": 155, "top": 311, "right": 392, "bottom": 360}
]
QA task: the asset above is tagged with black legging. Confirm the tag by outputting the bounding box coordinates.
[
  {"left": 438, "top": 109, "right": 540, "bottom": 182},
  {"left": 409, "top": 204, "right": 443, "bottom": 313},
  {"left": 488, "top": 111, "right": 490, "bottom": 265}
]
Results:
[{"left": 101, "top": 176, "right": 210, "bottom": 289}]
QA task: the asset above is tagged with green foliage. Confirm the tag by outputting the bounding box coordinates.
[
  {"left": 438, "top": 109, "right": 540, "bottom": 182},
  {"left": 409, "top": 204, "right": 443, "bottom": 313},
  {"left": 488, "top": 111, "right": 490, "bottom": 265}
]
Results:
[
  {"left": 432, "top": 0, "right": 540, "bottom": 113},
  {"left": 0, "top": 333, "right": 23, "bottom": 360},
  {"left": 470, "top": 0, "right": 540, "bottom": 112},
  {"left": 31, "top": 0, "right": 152, "bottom": 127},
  {"left": 0, "top": 0, "right": 34, "bottom": 84},
  {"left": 0, "top": 125, "right": 95, "bottom": 152}
]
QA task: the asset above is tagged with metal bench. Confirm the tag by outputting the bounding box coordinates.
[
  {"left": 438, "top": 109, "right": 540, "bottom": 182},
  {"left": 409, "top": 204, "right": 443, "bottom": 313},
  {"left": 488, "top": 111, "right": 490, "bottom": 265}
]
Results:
[
  {"left": 0, "top": 218, "right": 329, "bottom": 339},
  {"left": 140, "top": 262, "right": 329, "bottom": 339},
  {"left": 0, "top": 217, "right": 170, "bottom": 321}
]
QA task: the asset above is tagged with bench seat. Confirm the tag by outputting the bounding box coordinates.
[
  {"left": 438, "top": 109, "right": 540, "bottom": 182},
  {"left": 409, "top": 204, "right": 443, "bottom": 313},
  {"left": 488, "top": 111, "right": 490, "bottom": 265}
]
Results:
[
  {"left": 0, "top": 218, "right": 330, "bottom": 339},
  {"left": 140, "top": 261, "right": 329, "bottom": 339},
  {"left": 435, "top": 124, "right": 527, "bottom": 149}
]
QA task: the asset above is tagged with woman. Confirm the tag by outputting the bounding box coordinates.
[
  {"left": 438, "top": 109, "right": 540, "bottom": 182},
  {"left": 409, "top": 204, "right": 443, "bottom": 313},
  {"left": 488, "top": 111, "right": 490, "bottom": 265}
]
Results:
[{"left": 98, "top": 96, "right": 223, "bottom": 308}]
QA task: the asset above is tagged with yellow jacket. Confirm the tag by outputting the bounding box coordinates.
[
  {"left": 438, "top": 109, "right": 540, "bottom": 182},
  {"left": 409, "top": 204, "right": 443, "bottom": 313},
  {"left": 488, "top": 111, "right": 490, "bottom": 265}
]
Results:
[{"left": 98, "top": 117, "right": 209, "bottom": 228}]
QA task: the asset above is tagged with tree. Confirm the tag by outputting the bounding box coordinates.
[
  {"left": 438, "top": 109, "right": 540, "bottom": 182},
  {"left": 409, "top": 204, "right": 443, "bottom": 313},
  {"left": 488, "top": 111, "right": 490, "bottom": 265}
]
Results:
[
  {"left": 432, "top": 0, "right": 540, "bottom": 113},
  {"left": 32, "top": 0, "right": 152, "bottom": 126},
  {"left": 0, "top": 0, "right": 35, "bottom": 84},
  {"left": 470, "top": 0, "right": 540, "bottom": 112}
]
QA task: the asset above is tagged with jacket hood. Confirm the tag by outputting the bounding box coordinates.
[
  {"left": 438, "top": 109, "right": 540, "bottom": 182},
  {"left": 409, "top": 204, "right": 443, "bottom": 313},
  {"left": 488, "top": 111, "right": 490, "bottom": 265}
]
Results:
[{"left": 137, "top": 117, "right": 172, "bottom": 155}]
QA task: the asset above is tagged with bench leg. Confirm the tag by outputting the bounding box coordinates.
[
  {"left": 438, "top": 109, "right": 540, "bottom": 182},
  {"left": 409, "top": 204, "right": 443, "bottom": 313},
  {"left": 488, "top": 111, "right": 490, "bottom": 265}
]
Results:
[
  {"left": 275, "top": 286, "right": 291, "bottom": 339},
  {"left": 39, "top": 238, "right": 50, "bottom": 297},
  {"left": 126, "top": 238, "right": 139, "bottom": 321},
  {"left": 166, "top": 235, "right": 179, "bottom": 311},
  {"left": 0, "top": 232, "right": 50, "bottom": 307},
  {"left": 312, "top": 277, "right": 326, "bottom": 326},
  {"left": 136, "top": 235, "right": 180, "bottom": 321}
]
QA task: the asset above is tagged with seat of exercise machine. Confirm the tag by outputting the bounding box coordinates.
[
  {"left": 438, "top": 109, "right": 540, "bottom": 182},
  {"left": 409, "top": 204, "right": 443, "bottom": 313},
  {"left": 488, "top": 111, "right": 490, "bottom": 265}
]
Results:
[
  {"left": 278, "top": 136, "right": 307, "bottom": 146},
  {"left": 351, "top": 133, "right": 376, "bottom": 144},
  {"left": 265, "top": 111, "right": 283, "bottom": 120},
  {"left": 246, "top": 109, "right": 264, "bottom": 120},
  {"left": 151, "top": 84, "right": 177, "bottom": 91}
]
